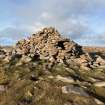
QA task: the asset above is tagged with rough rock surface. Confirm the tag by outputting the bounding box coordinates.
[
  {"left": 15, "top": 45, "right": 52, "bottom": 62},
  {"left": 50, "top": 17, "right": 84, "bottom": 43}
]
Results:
[
  {"left": 14, "top": 27, "right": 83, "bottom": 63},
  {"left": 0, "top": 27, "right": 105, "bottom": 69}
]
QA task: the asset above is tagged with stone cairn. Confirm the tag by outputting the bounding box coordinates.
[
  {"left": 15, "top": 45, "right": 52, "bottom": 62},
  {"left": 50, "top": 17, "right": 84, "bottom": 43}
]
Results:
[
  {"left": 0, "top": 27, "right": 105, "bottom": 69},
  {"left": 14, "top": 27, "right": 83, "bottom": 64}
]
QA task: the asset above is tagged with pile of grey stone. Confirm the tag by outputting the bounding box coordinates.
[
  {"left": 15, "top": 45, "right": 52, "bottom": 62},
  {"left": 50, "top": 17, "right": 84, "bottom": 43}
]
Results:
[
  {"left": 14, "top": 27, "right": 83, "bottom": 64},
  {"left": 0, "top": 27, "right": 105, "bottom": 70}
]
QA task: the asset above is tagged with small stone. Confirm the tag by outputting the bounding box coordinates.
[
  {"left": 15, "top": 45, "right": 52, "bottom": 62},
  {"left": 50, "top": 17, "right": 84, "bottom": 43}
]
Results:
[
  {"left": 94, "top": 98, "right": 104, "bottom": 105},
  {"left": 62, "top": 85, "right": 89, "bottom": 97},
  {"left": 47, "top": 75, "right": 54, "bottom": 79},
  {"left": 3, "top": 56, "right": 11, "bottom": 63},
  {"left": 56, "top": 75, "right": 74, "bottom": 83},
  {"left": 96, "top": 56, "right": 105, "bottom": 65},
  {"left": 0, "top": 85, "right": 5, "bottom": 92},
  {"left": 27, "top": 91, "right": 33, "bottom": 97},
  {"left": 80, "top": 65, "right": 90, "bottom": 70},
  {"left": 94, "top": 81, "right": 105, "bottom": 87},
  {"left": 30, "top": 74, "right": 39, "bottom": 81},
  {"left": 20, "top": 55, "right": 31, "bottom": 63}
]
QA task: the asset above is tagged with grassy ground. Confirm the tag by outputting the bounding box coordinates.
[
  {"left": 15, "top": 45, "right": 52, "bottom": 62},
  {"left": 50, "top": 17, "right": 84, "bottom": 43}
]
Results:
[{"left": 0, "top": 59, "right": 105, "bottom": 105}]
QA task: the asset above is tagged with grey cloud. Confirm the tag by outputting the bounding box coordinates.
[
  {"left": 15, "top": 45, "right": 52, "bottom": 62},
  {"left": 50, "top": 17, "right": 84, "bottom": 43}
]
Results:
[
  {"left": 1, "top": 0, "right": 105, "bottom": 45},
  {"left": 0, "top": 27, "right": 31, "bottom": 40},
  {"left": 13, "top": 0, "right": 105, "bottom": 38},
  {"left": 12, "top": 0, "right": 105, "bottom": 23}
]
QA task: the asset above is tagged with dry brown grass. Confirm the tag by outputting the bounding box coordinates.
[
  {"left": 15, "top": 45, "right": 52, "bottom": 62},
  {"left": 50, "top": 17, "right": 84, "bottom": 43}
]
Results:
[
  {"left": 0, "top": 58, "right": 103, "bottom": 105},
  {"left": 83, "top": 46, "right": 105, "bottom": 53}
]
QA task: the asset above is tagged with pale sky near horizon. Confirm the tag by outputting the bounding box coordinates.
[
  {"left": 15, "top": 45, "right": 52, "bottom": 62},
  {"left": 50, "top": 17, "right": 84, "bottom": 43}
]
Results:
[{"left": 0, "top": 0, "right": 105, "bottom": 46}]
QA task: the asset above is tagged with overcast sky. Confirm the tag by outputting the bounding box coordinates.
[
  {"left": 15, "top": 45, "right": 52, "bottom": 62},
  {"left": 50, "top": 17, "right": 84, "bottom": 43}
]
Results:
[{"left": 0, "top": 0, "right": 105, "bottom": 46}]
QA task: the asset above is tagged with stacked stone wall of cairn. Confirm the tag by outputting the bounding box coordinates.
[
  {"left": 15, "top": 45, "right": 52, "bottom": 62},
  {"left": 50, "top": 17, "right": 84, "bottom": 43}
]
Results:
[{"left": 15, "top": 27, "right": 84, "bottom": 64}]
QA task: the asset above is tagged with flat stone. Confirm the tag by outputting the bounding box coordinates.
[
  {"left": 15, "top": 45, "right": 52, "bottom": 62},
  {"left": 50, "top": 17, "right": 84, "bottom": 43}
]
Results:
[
  {"left": 62, "top": 85, "right": 89, "bottom": 97},
  {"left": 94, "top": 81, "right": 105, "bottom": 87},
  {"left": 98, "top": 66, "right": 105, "bottom": 69},
  {"left": 56, "top": 75, "right": 74, "bottom": 83},
  {"left": 94, "top": 98, "right": 104, "bottom": 105},
  {"left": 48, "top": 75, "right": 54, "bottom": 79},
  {"left": 0, "top": 85, "right": 5, "bottom": 92}
]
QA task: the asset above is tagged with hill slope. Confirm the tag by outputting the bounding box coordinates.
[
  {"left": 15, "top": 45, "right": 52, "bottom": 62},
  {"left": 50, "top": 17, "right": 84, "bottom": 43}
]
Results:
[{"left": 0, "top": 27, "right": 105, "bottom": 105}]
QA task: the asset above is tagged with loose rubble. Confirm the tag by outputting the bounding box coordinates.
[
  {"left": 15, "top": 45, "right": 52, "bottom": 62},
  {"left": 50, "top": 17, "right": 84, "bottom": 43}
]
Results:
[{"left": 14, "top": 27, "right": 83, "bottom": 65}]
